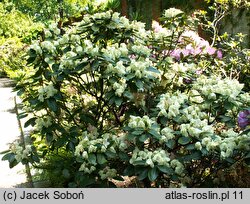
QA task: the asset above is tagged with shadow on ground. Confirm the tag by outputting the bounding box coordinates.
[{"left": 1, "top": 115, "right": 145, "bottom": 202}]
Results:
[{"left": 0, "top": 78, "right": 16, "bottom": 88}]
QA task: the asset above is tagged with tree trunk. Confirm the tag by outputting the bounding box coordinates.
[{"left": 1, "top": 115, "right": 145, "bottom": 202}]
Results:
[
  {"left": 121, "top": 0, "right": 128, "bottom": 17},
  {"left": 152, "top": 0, "right": 162, "bottom": 21}
]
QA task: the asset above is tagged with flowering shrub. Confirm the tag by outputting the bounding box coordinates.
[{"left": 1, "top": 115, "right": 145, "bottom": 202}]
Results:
[
  {"left": 2, "top": 8, "right": 250, "bottom": 187},
  {"left": 152, "top": 21, "right": 222, "bottom": 61}
]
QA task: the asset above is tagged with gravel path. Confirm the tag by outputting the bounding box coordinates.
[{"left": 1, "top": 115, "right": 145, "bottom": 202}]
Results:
[{"left": 0, "top": 78, "right": 27, "bottom": 187}]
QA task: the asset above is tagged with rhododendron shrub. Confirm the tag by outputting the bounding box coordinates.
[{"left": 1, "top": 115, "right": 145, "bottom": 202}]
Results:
[{"left": 2, "top": 9, "right": 250, "bottom": 187}]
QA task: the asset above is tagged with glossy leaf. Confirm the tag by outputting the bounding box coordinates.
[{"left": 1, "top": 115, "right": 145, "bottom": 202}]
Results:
[
  {"left": 138, "top": 168, "right": 149, "bottom": 180},
  {"left": 166, "top": 139, "right": 175, "bottom": 149},
  {"left": 24, "top": 117, "right": 36, "bottom": 128},
  {"left": 178, "top": 136, "right": 191, "bottom": 145},
  {"left": 157, "top": 165, "right": 174, "bottom": 175},
  {"left": 97, "top": 153, "right": 107, "bottom": 165},
  {"left": 148, "top": 167, "right": 159, "bottom": 181},
  {"left": 139, "top": 134, "right": 148, "bottom": 142},
  {"left": 46, "top": 98, "right": 58, "bottom": 112},
  {"left": 148, "top": 129, "right": 161, "bottom": 139},
  {"left": 88, "top": 153, "right": 97, "bottom": 165}
]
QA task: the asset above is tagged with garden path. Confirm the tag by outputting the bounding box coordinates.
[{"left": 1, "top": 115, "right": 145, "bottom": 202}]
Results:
[{"left": 0, "top": 78, "right": 27, "bottom": 187}]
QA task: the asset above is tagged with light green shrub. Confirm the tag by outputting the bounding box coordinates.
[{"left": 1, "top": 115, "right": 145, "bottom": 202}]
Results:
[{"left": 2, "top": 9, "right": 250, "bottom": 187}]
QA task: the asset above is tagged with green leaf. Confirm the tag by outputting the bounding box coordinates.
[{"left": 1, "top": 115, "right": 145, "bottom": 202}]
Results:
[
  {"left": 147, "top": 66, "right": 161, "bottom": 74},
  {"left": 178, "top": 136, "right": 191, "bottom": 145},
  {"left": 224, "top": 101, "right": 234, "bottom": 110},
  {"left": 52, "top": 63, "right": 59, "bottom": 71},
  {"left": 45, "top": 133, "right": 53, "bottom": 144},
  {"left": 132, "top": 129, "right": 144, "bottom": 135},
  {"left": 139, "top": 134, "right": 149, "bottom": 142},
  {"left": 115, "top": 97, "right": 123, "bottom": 106},
  {"left": 31, "top": 155, "right": 40, "bottom": 163},
  {"left": 118, "top": 152, "right": 129, "bottom": 161},
  {"left": 62, "top": 169, "right": 71, "bottom": 179},
  {"left": 75, "top": 62, "right": 88, "bottom": 71},
  {"left": 148, "top": 129, "right": 161, "bottom": 139},
  {"left": 91, "top": 25, "right": 99, "bottom": 32},
  {"left": 133, "top": 160, "right": 146, "bottom": 166},
  {"left": 56, "top": 73, "right": 65, "bottom": 81},
  {"left": 190, "top": 151, "right": 202, "bottom": 160},
  {"left": 18, "top": 113, "right": 28, "bottom": 120},
  {"left": 119, "top": 57, "right": 130, "bottom": 63},
  {"left": 157, "top": 165, "right": 174, "bottom": 175},
  {"left": 201, "top": 148, "right": 209, "bottom": 156},
  {"left": 29, "top": 49, "right": 37, "bottom": 57},
  {"left": 173, "top": 116, "right": 182, "bottom": 123},
  {"left": 166, "top": 139, "right": 175, "bottom": 149},
  {"left": 33, "top": 68, "right": 43, "bottom": 78},
  {"left": 105, "top": 150, "right": 117, "bottom": 159},
  {"left": 185, "top": 144, "right": 195, "bottom": 150},
  {"left": 125, "top": 27, "right": 134, "bottom": 34},
  {"left": 171, "top": 174, "right": 179, "bottom": 181},
  {"left": 44, "top": 70, "right": 51, "bottom": 81},
  {"left": 63, "top": 46, "right": 71, "bottom": 53},
  {"left": 46, "top": 98, "right": 58, "bottom": 112},
  {"left": 9, "top": 160, "right": 18, "bottom": 168},
  {"left": 148, "top": 167, "right": 158, "bottom": 181},
  {"left": 0, "top": 149, "right": 10, "bottom": 155},
  {"left": 135, "top": 80, "right": 144, "bottom": 90},
  {"left": 138, "top": 169, "right": 149, "bottom": 180},
  {"left": 122, "top": 126, "right": 131, "bottom": 131},
  {"left": 109, "top": 96, "right": 116, "bottom": 105},
  {"left": 67, "top": 142, "right": 75, "bottom": 151},
  {"left": 55, "top": 137, "right": 67, "bottom": 147},
  {"left": 76, "top": 157, "right": 84, "bottom": 163},
  {"left": 27, "top": 56, "right": 36, "bottom": 65},
  {"left": 181, "top": 151, "right": 201, "bottom": 161},
  {"left": 97, "top": 154, "right": 107, "bottom": 165},
  {"left": 123, "top": 166, "right": 134, "bottom": 176},
  {"left": 2, "top": 153, "right": 15, "bottom": 162},
  {"left": 17, "top": 88, "right": 25, "bottom": 96},
  {"left": 125, "top": 74, "right": 134, "bottom": 80},
  {"left": 80, "top": 114, "right": 95, "bottom": 125},
  {"left": 29, "top": 98, "right": 39, "bottom": 106},
  {"left": 245, "top": 152, "right": 250, "bottom": 159},
  {"left": 21, "top": 159, "right": 29, "bottom": 165},
  {"left": 225, "top": 157, "right": 235, "bottom": 164},
  {"left": 123, "top": 91, "right": 133, "bottom": 99},
  {"left": 159, "top": 116, "right": 168, "bottom": 125},
  {"left": 69, "top": 126, "right": 80, "bottom": 135},
  {"left": 78, "top": 174, "right": 95, "bottom": 187},
  {"left": 219, "top": 116, "right": 232, "bottom": 122},
  {"left": 88, "top": 153, "right": 97, "bottom": 165},
  {"left": 127, "top": 133, "right": 135, "bottom": 141},
  {"left": 24, "top": 117, "right": 36, "bottom": 128},
  {"left": 91, "top": 60, "right": 99, "bottom": 71}
]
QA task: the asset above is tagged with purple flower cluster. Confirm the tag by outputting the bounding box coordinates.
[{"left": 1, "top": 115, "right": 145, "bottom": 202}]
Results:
[
  {"left": 152, "top": 21, "right": 223, "bottom": 61},
  {"left": 170, "top": 31, "right": 223, "bottom": 60},
  {"left": 238, "top": 110, "right": 250, "bottom": 129}
]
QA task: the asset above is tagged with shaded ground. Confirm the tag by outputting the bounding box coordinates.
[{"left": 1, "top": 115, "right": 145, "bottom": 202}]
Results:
[{"left": 0, "top": 78, "right": 27, "bottom": 187}]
